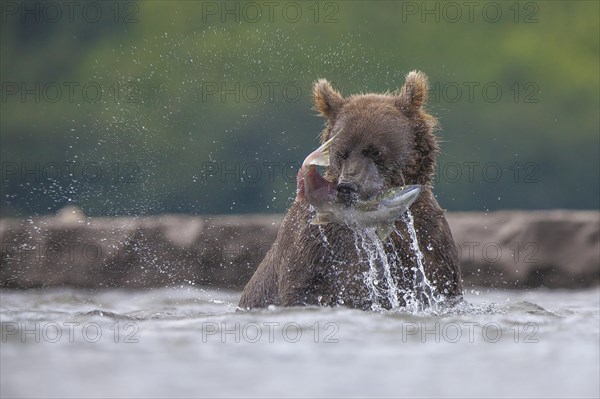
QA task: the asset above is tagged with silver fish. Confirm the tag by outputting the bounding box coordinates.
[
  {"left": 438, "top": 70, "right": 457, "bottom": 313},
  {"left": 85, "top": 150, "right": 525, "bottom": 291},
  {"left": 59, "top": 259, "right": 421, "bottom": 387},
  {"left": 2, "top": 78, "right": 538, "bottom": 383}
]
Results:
[{"left": 297, "top": 135, "right": 422, "bottom": 240}]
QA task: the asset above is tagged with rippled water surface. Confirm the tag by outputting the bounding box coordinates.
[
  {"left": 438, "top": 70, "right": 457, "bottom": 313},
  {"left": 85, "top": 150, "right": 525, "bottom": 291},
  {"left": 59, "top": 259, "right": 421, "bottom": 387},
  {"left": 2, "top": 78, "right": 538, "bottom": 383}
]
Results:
[{"left": 1, "top": 286, "right": 598, "bottom": 398}]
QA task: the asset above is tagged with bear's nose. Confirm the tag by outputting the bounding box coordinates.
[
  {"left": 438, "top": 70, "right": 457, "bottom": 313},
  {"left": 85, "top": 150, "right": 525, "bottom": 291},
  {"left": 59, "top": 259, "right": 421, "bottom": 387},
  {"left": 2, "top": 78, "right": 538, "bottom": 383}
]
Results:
[{"left": 336, "top": 181, "right": 358, "bottom": 195}]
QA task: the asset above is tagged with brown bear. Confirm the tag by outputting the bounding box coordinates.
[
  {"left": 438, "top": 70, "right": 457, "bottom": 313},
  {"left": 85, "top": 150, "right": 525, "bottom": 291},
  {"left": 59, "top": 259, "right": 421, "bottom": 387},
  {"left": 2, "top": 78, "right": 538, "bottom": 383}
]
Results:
[{"left": 239, "top": 71, "right": 463, "bottom": 310}]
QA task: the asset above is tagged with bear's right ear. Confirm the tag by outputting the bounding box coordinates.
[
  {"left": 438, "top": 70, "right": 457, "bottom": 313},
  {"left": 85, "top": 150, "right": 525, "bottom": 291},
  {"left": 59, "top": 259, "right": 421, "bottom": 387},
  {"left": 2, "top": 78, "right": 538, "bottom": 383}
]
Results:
[{"left": 313, "top": 79, "right": 344, "bottom": 119}]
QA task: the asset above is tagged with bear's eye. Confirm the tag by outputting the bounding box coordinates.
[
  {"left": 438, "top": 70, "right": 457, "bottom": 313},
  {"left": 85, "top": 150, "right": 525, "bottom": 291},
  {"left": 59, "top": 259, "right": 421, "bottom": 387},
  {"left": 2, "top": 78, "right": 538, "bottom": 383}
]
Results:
[
  {"left": 362, "top": 148, "right": 382, "bottom": 159},
  {"left": 335, "top": 151, "right": 348, "bottom": 161}
]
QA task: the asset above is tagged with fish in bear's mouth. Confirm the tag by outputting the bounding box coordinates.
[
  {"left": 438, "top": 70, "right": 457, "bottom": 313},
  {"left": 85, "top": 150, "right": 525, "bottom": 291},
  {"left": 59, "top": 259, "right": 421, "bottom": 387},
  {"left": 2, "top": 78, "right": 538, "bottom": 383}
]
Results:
[{"left": 296, "top": 135, "right": 422, "bottom": 240}]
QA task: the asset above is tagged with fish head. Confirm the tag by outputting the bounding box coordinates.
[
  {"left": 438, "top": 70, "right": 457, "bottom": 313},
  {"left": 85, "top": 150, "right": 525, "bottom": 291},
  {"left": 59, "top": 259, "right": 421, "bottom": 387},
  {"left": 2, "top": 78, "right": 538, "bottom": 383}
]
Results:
[
  {"left": 303, "top": 165, "right": 337, "bottom": 208},
  {"left": 296, "top": 135, "right": 337, "bottom": 207}
]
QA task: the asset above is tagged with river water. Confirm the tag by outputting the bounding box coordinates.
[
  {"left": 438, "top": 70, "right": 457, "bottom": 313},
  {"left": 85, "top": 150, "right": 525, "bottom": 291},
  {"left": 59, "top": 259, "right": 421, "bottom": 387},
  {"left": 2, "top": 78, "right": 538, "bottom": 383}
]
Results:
[{"left": 1, "top": 286, "right": 598, "bottom": 398}]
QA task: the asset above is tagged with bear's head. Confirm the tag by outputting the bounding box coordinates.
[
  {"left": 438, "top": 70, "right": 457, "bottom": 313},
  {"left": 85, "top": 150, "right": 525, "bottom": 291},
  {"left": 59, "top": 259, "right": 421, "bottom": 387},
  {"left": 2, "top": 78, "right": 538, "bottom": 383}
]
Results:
[{"left": 313, "top": 71, "right": 439, "bottom": 205}]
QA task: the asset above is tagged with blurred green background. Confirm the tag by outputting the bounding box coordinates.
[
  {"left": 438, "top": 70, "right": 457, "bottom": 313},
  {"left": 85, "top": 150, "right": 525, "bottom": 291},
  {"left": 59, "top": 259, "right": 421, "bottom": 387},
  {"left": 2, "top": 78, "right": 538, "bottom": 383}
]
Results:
[{"left": 1, "top": 0, "right": 598, "bottom": 217}]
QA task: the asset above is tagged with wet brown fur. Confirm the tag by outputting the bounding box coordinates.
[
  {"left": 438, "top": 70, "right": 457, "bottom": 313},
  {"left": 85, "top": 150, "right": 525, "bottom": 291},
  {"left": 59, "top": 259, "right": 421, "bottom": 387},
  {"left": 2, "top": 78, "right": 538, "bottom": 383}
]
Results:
[{"left": 239, "top": 71, "right": 463, "bottom": 309}]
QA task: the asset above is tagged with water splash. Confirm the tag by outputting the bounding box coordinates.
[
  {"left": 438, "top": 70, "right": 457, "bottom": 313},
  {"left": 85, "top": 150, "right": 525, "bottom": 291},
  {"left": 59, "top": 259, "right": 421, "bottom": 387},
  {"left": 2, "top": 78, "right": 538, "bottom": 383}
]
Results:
[
  {"left": 352, "top": 228, "right": 400, "bottom": 311},
  {"left": 365, "top": 228, "right": 400, "bottom": 309},
  {"left": 342, "top": 209, "right": 447, "bottom": 313},
  {"left": 402, "top": 210, "right": 439, "bottom": 312}
]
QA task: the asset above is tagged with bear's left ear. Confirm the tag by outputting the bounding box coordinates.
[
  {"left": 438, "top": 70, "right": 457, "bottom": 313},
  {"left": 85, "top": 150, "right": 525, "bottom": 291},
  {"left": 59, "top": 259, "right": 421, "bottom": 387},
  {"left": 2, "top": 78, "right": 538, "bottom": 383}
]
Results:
[
  {"left": 313, "top": 79, "right": 344, "bottom": 120},
  {"left": 395, "top": 70, "right": 429, "bottom": 114}
]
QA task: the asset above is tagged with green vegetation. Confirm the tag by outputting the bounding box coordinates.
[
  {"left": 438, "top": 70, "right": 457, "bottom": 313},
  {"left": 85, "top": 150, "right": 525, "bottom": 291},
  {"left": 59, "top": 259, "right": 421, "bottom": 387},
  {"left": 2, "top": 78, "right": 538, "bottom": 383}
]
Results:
[{"left": 1, "top": 0, "right": 598, "bottom": 216}]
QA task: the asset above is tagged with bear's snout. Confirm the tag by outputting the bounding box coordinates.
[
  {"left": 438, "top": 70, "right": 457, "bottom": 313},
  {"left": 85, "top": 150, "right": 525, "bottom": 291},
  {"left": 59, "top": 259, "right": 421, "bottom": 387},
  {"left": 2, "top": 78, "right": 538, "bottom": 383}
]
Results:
[
  {"left": 336, "top": 181, "right": 358, "bottom": 195},
  {"left": 336, "top": 154, "right": 385, "bottom": 203},
  {"left": 336, "top": 181, "right": 359, "bottom": 205}
]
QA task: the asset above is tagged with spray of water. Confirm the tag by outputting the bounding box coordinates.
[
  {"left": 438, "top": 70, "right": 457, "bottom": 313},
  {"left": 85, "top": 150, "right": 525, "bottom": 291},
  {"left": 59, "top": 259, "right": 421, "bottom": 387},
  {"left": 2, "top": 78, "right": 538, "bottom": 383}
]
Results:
[
  {"left": 342, "top": 209, "right": 445, "bottom": 313},
  {"left": 351, "top": 228, "right": 401, "bottom": 311},
  {"left": 402, "top": 210, "right": 441, "bottom": 312}
]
